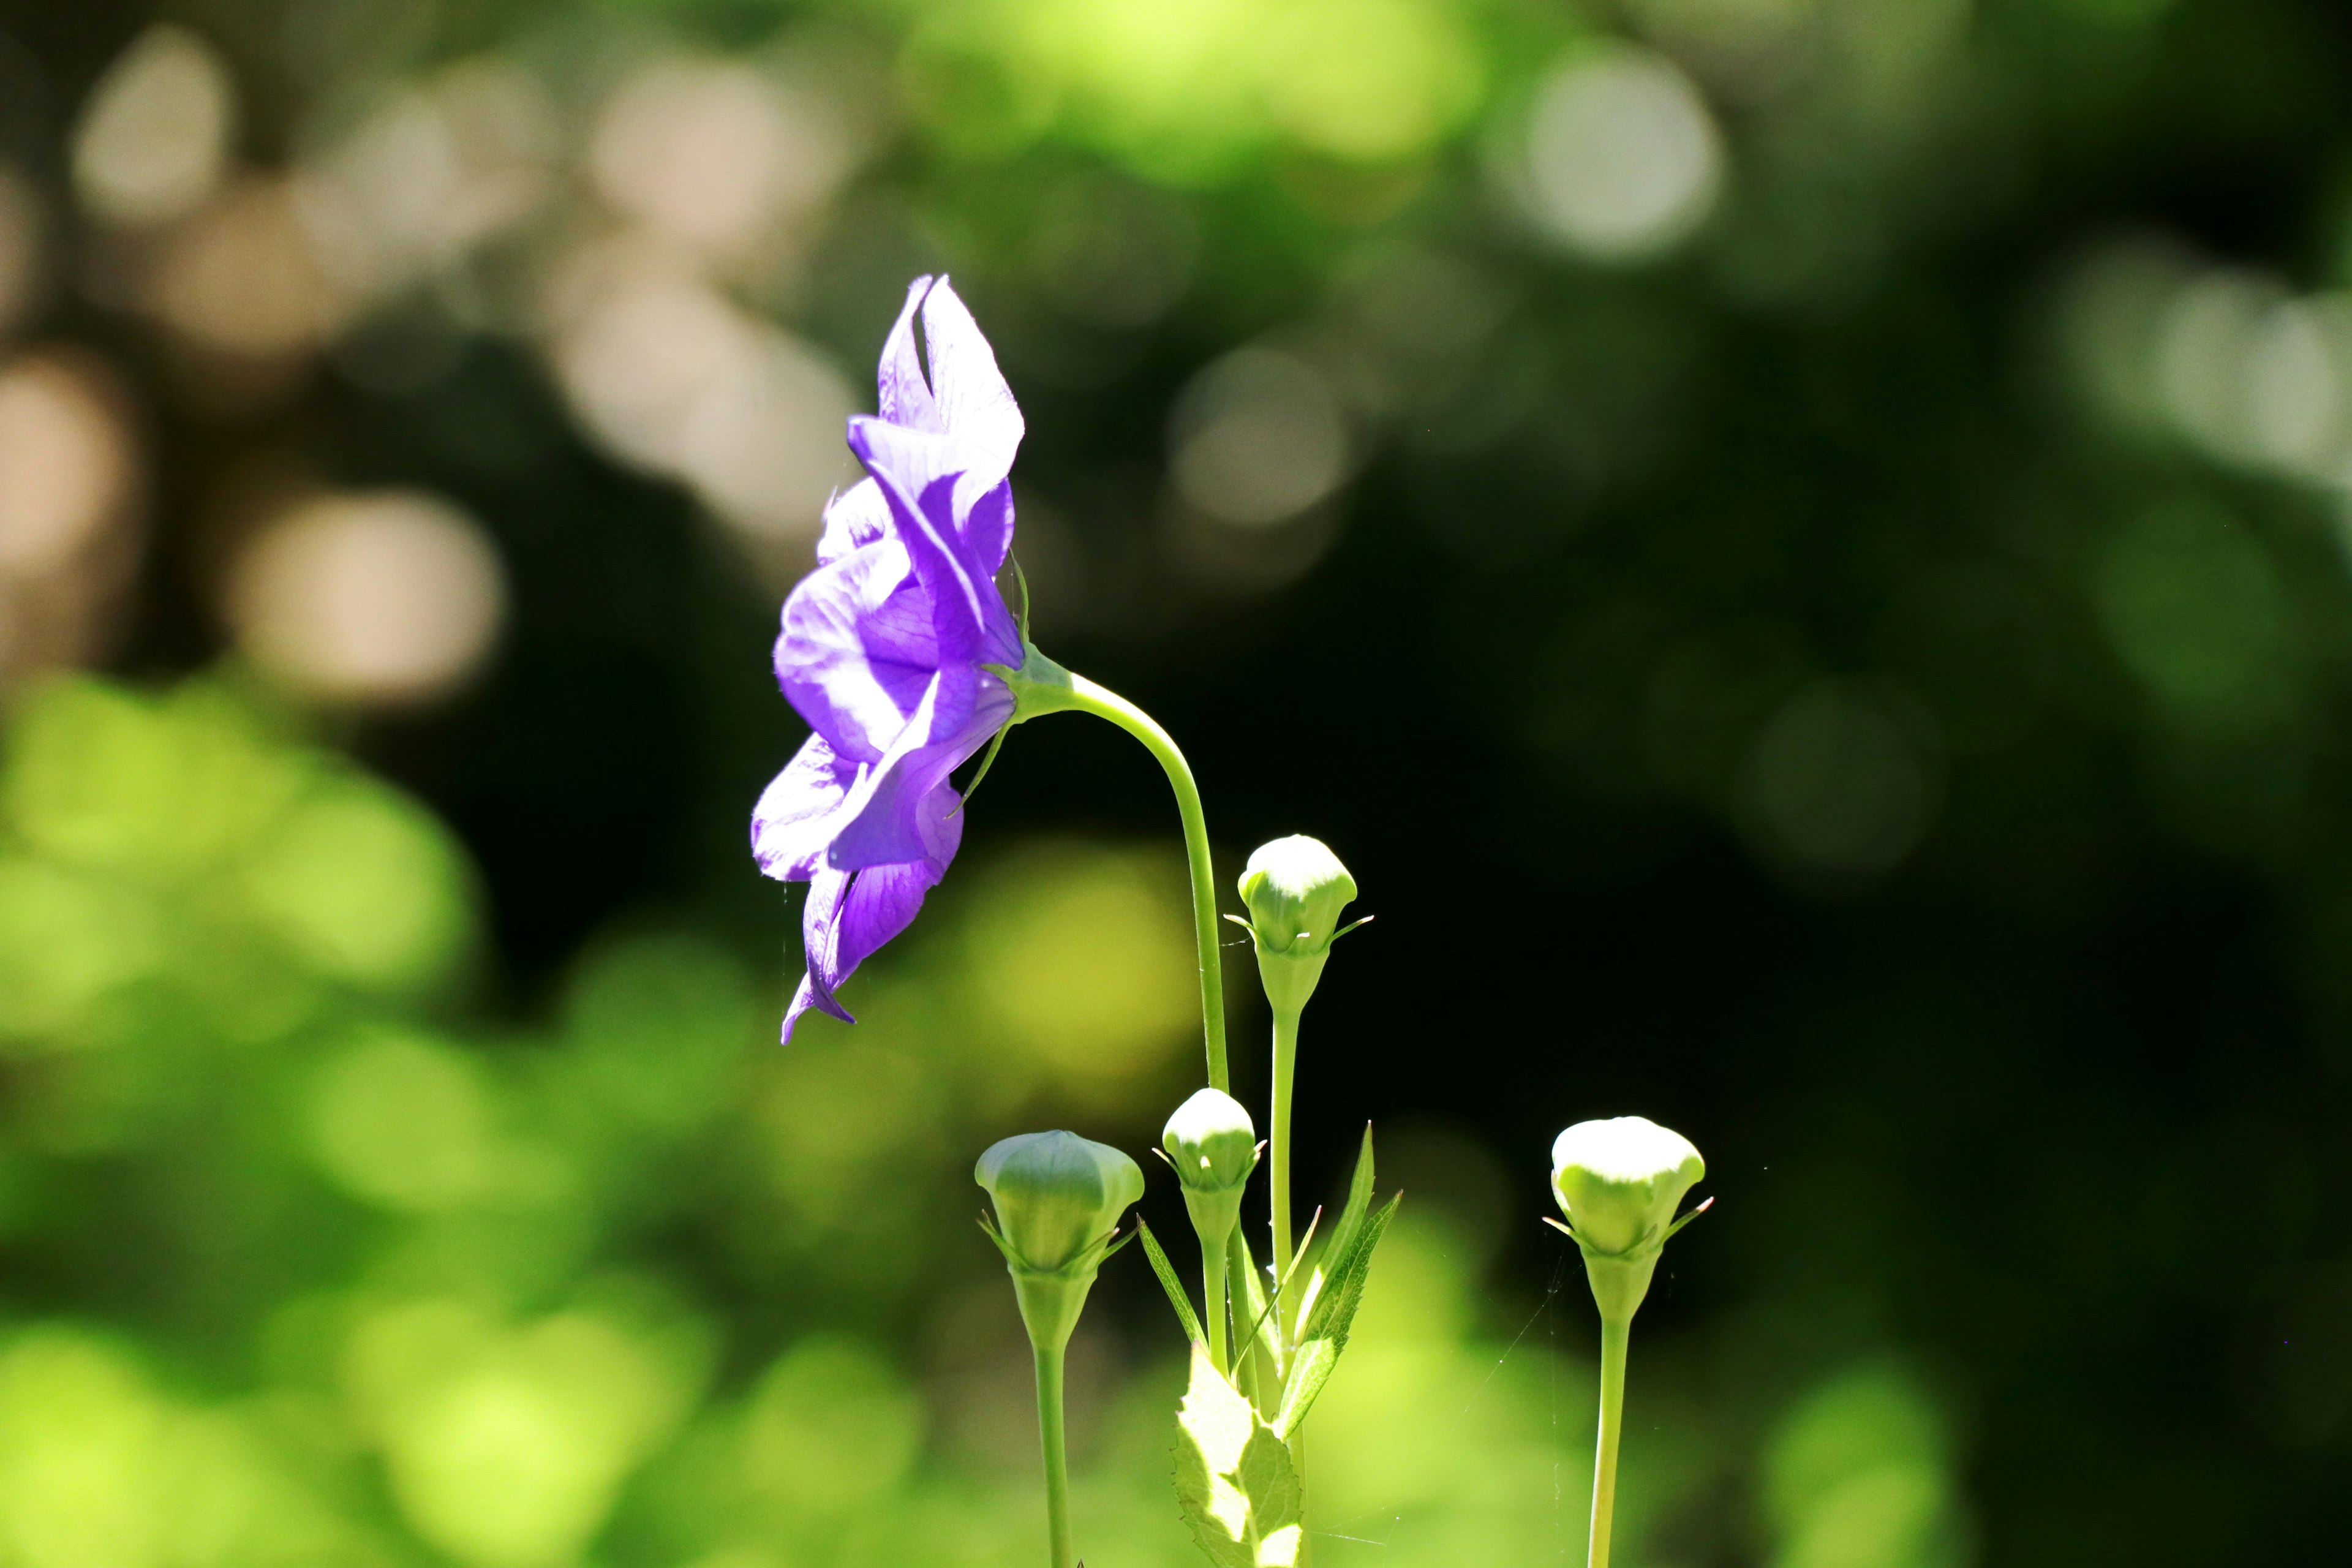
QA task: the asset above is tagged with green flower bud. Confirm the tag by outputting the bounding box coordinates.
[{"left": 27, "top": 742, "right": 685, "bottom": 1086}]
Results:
[
  {"left": 1163, "top": 1088, "right": 1259, "bottom": 1191},
  {"left": 1235, "top": 836, "right": 1362, "bottom": 1016},
  {"left": 1161, "top": 1088, "right": 1259, "bottom": 1254},
  {"left": 1549, "top": 1117, "right": 1706, "bottom": 1322},
  {"left": 976, "top": 1130, "right": 1145, "bottom": 1352},
  {"left": 1238, "top": 836, "right": 1357, "bottom": 954},
  {"left": 978, "top": 1130, "right": 1146, "bottom": 1273}
]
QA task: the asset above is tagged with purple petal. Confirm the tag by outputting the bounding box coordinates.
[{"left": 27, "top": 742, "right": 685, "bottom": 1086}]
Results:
[
  {"left": 921, "top": 277, "right": 1024, "bottom": 488},
  {"left": 846, "top": 417, "right": 1021, "bottom": 669},
  {"left": 782, "top": 790, "right": 966, "bottom": 1044},
  {"left": 783, "top": 867, "right": 858, "bottom": 1039},
  {"left": 776, "top": 540, "right": 938, "bottom": 763},
  {"left": 815, "top": 479, "right": 891, "bottom": 567},
  {"left": 878, "top": 276, "right": 947, "bottom": 435},
  {"left": 965, "top": 480, "right": 1015, "bottom": 578},
  {"left": 781, "top": 971, "right": 840, "bottom": 1041},
  {"left": 826, "top": 664, "right": 1011, "bottom": 871},
  {"left": 752, "top": 734, "right": 861, "bottom": 880}
]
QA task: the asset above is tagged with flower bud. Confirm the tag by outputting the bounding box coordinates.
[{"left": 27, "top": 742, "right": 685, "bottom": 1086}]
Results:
[
  {"left": 1162, "top": 1088, "right": 1259, "bottom": 1254},
  {"left": 1235, "top": 836, "right": 1360, "bottom": 1016},
  {"left": 977, "top": 1130, "right": 1146, "bottom": 1274},
  {"left": 1163, "top": 1088, "right": 1259, "bottom": 1191},
  {"left": 1549, "top": 1117, "right": 1706, "bottom": 1322},
  {"left": 977, "top": 1129, "right": 1145, "bottom": 1354},
  {"left": 1238, "top": 837, "right": 1357, "bottom": 954}
]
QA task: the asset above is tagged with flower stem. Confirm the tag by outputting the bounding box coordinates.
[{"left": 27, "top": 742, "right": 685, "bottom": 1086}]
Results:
[
  {"left": 1265, "top": 1009, "right": 1314, "bottom": 1568},
  {"left": 1035, "top": 1338, "right": 1074, "bottom": 1568},
  {"left": 1047, "top": 671, "right": 1230, "bottom": 1092},
  {"left": 1270, "top": 1005, "right": 1300, "bottom": 1280},
  {"left": 1202, "top": 1232, "right": 1231, "bottom": 1374},
  {"left": 1588, "top": 1313, "right": 1630, "bottom": 1568}
]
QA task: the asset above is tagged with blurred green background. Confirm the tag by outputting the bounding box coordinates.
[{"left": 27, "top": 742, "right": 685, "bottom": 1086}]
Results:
[{"left": 0, "top": 0, "right": 2346, "bottom": 1563}]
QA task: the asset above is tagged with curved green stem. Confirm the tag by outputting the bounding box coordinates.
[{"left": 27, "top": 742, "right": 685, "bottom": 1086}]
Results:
[
  {"left": 1014, "top": 663, "right": 1229, "bottom": 1091},
  {"left": 1589, "top": 1314, "right": 1629, "bottom": 1568},
  {"left": 1035, "top": 1340, "right": 1074, "bottom": 1568},
  {"left": 1270, "top": 1006, "right": 1300, "bottom": 1279}
]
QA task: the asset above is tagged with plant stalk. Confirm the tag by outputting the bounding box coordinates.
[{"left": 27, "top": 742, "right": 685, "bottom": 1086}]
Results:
[
  {"left": 1272, "top": 1006, "right": 1308, "bottom": 1564},
  {"left": 1270, "top": 1005, "right": 1300, "bottom": 1279},
  {"left": 1589, "top": 1313, "right": 1630, "bottom": 1568},
  {"left": 1050, "top": 673, "right": 1229, "bottom": 1092},
  {"left": 1202, "top": 1232, "right": 1231, "bottom": 1374},
  {"left": 1035, "top": 1338, "right": 1074, "bottom": 1568}
]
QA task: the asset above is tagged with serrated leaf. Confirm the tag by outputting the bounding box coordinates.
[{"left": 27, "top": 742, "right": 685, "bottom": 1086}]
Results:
[
  {"left": 1174, "top": 1344, "right": 1303, "bottom": 1567},
  {"left": 1294, "top": 1125, "right": 1375, "bottom": 1329},
  {"left": 1274, "top": 1193, "right": 1398, "bottom": 1439},
  {"left": 1138, "top": 1220, "right": 1207, "bottom": 1349}
]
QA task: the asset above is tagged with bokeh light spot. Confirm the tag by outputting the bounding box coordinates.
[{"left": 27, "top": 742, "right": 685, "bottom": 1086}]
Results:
[
  {"left": 227, "top": 489, "right": 505, "bottom": 708},
  {"left": 1740, "top": 680, "right": 1939, "bottom": 881},
  {"left": 1521, "top": 47, "right": 1721, "bottom": 262},
  {"left": 346, "top": 1300, "right": 699, "bottom": 1568},
  {"left": 2094, "top": 500, "right": 2290, "bottom": 728},
  {"left": 1766, "top": 1363, "right": 1967, "bottom": 1568},
  {"left": 238, "top": 774, "right": 473, "bottom": 993},
  {"left": 70, "top": 24, "right": 235, "bottom": 229},
  {"left": 0, "top": 860, "right": 156, "bottom": 1046},
  {"left": 564, "top": 933, "right": 758, "bottom": 1134},
  {"left": 1257, "top": 0, "right": 1483, "bottom": 163},
  {"left": 1170, "top": 346, "right": 1351, "bottom": 527},
  {"left": 2, "top": 679, "right": 308, "bottom": 879},
  {"left": 962, "top": 843, "right": 1194, "bottom": 1085},
  {"left": 552, "top": 267, "right": 858, "bottom": 560},
  {"left": 307, "top": 1027, "right": 502, "bottom": 1212},
  {"left": 0, "top": 353, "right": 136, "bottom": 579},
  {"left": 149, "top": 179, "right": 340, "bottom": 361},
  {"left": 591, "top": 60, "right": 852, "bottom": 255},
  {"left": 297, "top": 59, "right": 557, "bottom": 306},
  {"left": 739, "top": 1335, "right": 923, "bottom": 1515}
]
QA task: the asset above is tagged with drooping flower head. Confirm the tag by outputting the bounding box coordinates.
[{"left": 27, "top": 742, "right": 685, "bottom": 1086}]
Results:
[{"left": 753, "top": 276, "right": 1025, "bottom": 1041}]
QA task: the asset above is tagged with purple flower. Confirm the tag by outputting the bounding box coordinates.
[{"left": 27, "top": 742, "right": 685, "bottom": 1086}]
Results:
[{"left": 753, "top": 276, "right": 1026, "bottom": 1041}]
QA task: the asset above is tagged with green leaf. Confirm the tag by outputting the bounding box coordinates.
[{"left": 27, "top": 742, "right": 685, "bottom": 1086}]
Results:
[
  {"left": 1174, "top": 1344, "right": 1304, "bottom": 1567},
  {"left": 1137, "top": 1220, "right": 1207, "bottom": 1349},
  {"left": 1293, "top": 1124, "right": 1375, "bottom": 1329},
  {"left": 1226, "top": 1227, "right": 1286, "bottom": 1384},
  {"left": 1274, "top": 1193, "right": 1398, "bottom": 1440}
]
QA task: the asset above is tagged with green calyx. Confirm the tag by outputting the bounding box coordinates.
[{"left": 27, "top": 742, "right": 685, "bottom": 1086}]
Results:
[
  {"left": 1232, "top": 836, "right": 1366, "bottom": 1017},
  {"left": 978, "top": 1130, "right": 1145, "bottom": 1350},
  {"left": 962, "top": 641, "right": 1076, "bottom": 811},
  {"left": 1162, "top": 1087, "right": 1260, "bottom": 1250},
  {"left": 992, "top": 641, "right": 1081, "bottom": 725},
  {"left": 1548, "top": 1117, "right": 1708, "bottom": 1322}
]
